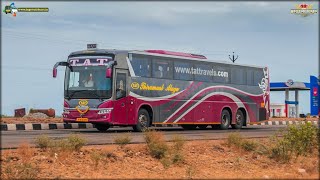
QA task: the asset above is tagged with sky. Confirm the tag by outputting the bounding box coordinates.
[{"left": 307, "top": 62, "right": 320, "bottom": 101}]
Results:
[{"left": 1, "top": 1, "right": 319, "bottom": 116}]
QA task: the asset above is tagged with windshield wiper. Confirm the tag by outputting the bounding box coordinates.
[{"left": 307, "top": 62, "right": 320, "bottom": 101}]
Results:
[
  {"left": 88, "top": 91, "right": 104, "bottom": 102},
  {"left": 67, "top": 90, "right": 88, "bottom": 100},
  {"left": 67, "top": 90, "right": 104, "bottom": 101}
]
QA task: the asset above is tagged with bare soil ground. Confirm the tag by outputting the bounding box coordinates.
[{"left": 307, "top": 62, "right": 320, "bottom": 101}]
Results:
[
  {"left": 1, "top": 117, "right": 318, "bottom": 124},
  {"left": 269, "top": 117, "right": 319, "bottom": 121},
  {"left": 1, "top": 139, "right": 318, "bottom": 179},
  {"left": 0, "top": 117, "right": 63, "bottom": 124}
]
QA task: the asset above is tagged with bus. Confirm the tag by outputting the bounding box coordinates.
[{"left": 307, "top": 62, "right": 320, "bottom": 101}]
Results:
[{"left": 53, "top": 44, "right": 270, "bottom": 132}]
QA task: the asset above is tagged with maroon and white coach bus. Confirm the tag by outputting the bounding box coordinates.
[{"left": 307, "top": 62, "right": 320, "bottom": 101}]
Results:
[{"left": 53, "top": 44, "right": 270, "bottom": 132}]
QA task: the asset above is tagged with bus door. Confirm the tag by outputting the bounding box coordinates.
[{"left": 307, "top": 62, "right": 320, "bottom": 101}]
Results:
[{"left": 113, "top": 69, "right": 129, "bottom": 124}]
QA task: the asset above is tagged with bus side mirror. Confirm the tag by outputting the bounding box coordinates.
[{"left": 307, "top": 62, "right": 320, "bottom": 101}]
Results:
[
  {"left": 53, "top": 68, "right": 57, "bottom": 78},
  {"left": 106, "top": 68, "right": 112, "bottom": 78}
]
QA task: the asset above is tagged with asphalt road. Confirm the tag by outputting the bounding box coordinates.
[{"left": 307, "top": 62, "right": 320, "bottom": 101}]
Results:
[{"left": 0, "top": 125, "right": 287, "bottom": 149}]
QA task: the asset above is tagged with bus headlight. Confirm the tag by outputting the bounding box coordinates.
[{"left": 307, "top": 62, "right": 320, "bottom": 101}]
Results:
[
  {"left": 98, "top": 108, "right": 113, "bottom": 114},
  {"left": 63, "top": 109, "right": 70, "bottom": 114}
]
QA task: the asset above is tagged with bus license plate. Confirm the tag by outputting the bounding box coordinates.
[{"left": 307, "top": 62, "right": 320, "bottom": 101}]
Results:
[{"left": 76, "top": 118, "right": 88, "bottom": 122}]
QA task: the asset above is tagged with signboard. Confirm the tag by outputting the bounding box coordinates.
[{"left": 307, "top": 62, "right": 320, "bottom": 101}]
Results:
[
  {"left": 310, "top": 76, "right": 319, "bottom": 116},
  {"left": 87, "top": 43, "right": 97, "bottom": 49}
]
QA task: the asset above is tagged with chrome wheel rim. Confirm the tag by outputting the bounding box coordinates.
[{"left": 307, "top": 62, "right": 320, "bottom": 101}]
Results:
[
  {"left": 236, "top": 113, "right": 242, "bottom": 125},
  {"left": 139, "top": 114, "right": 148, "bottom": 127}
]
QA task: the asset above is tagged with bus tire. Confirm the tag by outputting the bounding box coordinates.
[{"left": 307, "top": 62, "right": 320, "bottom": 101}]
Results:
[
  {"left": 220, "top": 109, "right": 231, "bottom": 130},
  {"left": 232, "top": 110, "right": 244, "bottom": 129},
  {"left": 95, "top": 124, "right": 110, "bottom": 132},
  {"left": 181, "top": 125, "right": 197, "bottom": 130},
  {"left": 198, "top": 125, "right": 208, "bottom": 130},
  {"left": 133, "top": 109, "right": 150, "bottom": 132}
]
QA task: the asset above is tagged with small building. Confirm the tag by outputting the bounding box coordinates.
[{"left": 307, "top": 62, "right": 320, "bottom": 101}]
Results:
[
  {"left": 270, "top": 103, "right": 298, "bottom": 118},
  {"left": 270, "top": 104, "right": 286, "bottom": 117}
]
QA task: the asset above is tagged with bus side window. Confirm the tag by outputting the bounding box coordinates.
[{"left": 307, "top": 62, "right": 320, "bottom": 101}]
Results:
[
  {"left": 194, "top": 63, "right": 212, "bottom": 82},
  {"left": 231, "top": 68, "right": 246, "bottom": 85},
  {"left": 131, "top": 57, "right": 151, "bottom": 77},
  {"left": 174, "top": 61, "right": 193, "bottom": 81},
  {"left": 116, "top": 73, "right": 126, "bottom": 99},
  {"left": 152, "top": 59, "right": 173, "bottom": 79},
  {"left": 213, "top": 66, "right": 230, "bottom": 83},
  {"left": 254, "top": 70, "right": 264, "bottom": 86},
  {"left": 246, "top": 69, "right": 254, "bottom": 86}
]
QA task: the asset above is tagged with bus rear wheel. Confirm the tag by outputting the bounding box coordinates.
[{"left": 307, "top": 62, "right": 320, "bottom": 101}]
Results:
[
  {"left": 95, "top": 124, "right": 110, "bottom": 132},
  {"left": 133, "top": 109, "right": 150, "bottom": 132},
  {"left": 231, "top": 110, "right": 244, "bottom": 129},
  {"left": 220, "top": 109, "right": 231, "bottom": 130}
]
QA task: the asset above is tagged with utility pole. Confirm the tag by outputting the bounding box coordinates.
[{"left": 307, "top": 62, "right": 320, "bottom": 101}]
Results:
[{"left": 229, "top": 52, "right": 238, "bottom": 63}]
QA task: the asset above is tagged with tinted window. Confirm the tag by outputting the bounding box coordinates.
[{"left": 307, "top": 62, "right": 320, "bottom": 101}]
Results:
[
  {"left": 194, "top": 63, "right": 212, "bottom": 82},
  {"left": 174, "top": 61, "right": 193, "bottom": 81},
  {"left": 246, "top": 69, "right": 254, "bottom": 86},
  {"left": 152, "top": 59, "right": 173, "bottom": 79},
  {"left": 213, "top": 66, "right": 230, "bottom": 83},
  {"left": 116, "top": 73, "right": 126, "bottom": 99},
  {"left": 131, "top": 57, "right": 151, "bottom": 77},
  {"left": 231, "top": 67, "right": 246, "bottom": 85},
  {"left": 254, "top": 70, "right": 264, "bottom": 86}
]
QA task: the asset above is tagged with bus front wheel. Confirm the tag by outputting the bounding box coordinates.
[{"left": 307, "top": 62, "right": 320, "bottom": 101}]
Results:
[
  {"left": 95, "top": 124, "right": 110, "bottom": 132},
  {"left": 220, "top": 109, "right": 231, "bottom": 130},
  {"left": 231, "top": 110, "right": 244, "bottom": 129},
  {"left": 133, "top": 109, "right": 150, "bottom": 132}
]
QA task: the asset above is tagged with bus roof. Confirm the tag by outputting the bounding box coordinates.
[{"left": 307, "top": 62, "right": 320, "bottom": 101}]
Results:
[
  {"left": 68, "top": 49, "right": 266, "bottom": 69},
  {"left": 131, "top": 50, "right": 266, "bottom": 69}
]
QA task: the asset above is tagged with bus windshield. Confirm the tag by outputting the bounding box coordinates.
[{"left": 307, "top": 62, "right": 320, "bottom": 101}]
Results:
[{"left": 64, "top": 66, "right": 112, "bottom": 99}]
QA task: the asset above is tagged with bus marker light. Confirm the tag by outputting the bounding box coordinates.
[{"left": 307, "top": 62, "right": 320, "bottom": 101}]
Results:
[{"left": 260, "top": 103, "right": 265, "bottom": 107}]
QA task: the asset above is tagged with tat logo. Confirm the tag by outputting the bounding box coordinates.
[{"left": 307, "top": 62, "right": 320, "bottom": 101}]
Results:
[
  {"left": 285, "top": 79, "right": 294, "bottom": 87},
  {"left": 76, "top": 99, "right": 89, "bottom": 116},
  {"left": 131, "top": 82, "right": 140, "bottom": 89}
]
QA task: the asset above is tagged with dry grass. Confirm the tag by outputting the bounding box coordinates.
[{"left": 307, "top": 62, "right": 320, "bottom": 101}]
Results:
[
  {"left": 1, "top": 138, "right": 319, "bottom": 179},
  {"left": 143, "top": 130, "right": 169, "bottom": 159},
  {"left": 113, "top": 133, "right": 132, "bottom": 148},
  {"left": 2, "top": 143, "right": 39, "bottom": 179}
]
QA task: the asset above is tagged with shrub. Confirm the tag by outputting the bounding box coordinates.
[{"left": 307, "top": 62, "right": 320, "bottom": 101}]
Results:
[
  {"left": 241, "top": 140, "right": 258, "bottom": 152},
  {"left": 160, "top": 156, "right": 171, "bottom": 168},
  {"left": 143, "top": 130, "right": 169, "bottom": 159},
  {"left": 90, "top": 151, "right": 103, "bottom": 168},
  {"left": 113, "top": 133, "right": 132, "bottom": 148},
  {"left": 170, "top": 135, "right": 185, "bottom": 164},
  {"left": 34, "top": 134, "right": 86, "bottom": 154},
  {"left": 16, "top": 163, "right": 39, "bottom": 179},
  {"left": 3, "top": 163, "right": 39, "bottom": 179},
  {"left": 226, "top": 132, "right": 243, "bottom": 148},
  {"left": 269, "top": 123, "right": 318, "bottom": 163},
  {"left": 35, "top": 135, "right": 52, "bottom": 150},
  {"left": 66, "top": 134, "right": 86, "bottom": 152},
  {"left": 284, "top": 123, "right": 318, "bottom": 156},
  {"left": 171, "top": 135, "right": 185, "bottom": 151},
  {"left": 269, "top": 138, "right": 292, "bottom": 163},
  {"left": 171, "top": 152, "right": 184, "bottom": 164}
]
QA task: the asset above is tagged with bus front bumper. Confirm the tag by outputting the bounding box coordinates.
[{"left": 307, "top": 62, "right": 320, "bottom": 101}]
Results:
[{"left": 62, "top": 108, "right": 113, "bottom": 123}]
